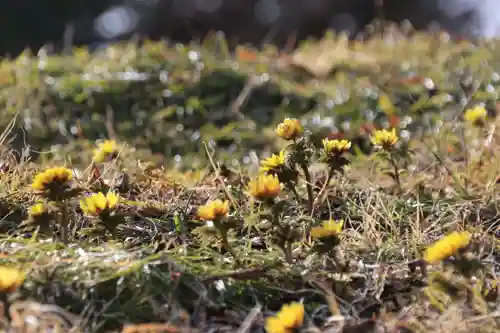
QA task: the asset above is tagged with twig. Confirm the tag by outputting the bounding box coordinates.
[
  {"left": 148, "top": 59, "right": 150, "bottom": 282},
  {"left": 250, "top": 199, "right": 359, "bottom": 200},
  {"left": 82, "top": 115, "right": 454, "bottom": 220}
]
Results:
[
  {"left": 121, "top": 323, "right": 182, "bottom": 333},
  {"left": 202, "top": 142, "right": 238, "bottom": 211},
  {"left": 202, "top": 263, "right": 280, "bottom": 282},
  {"left": 9, "top": 301, "right": 81, "bottom": 331},
  {"left": 235, "top": 305, "right": 262, "bottom": 333},
  {"left": 304, "top": 275, "right": 341, "bottom": 315},
  {"left": 465, "top": 310, "right": 500, "bottom": 323},
  {"left": 311, "top": 168, "right": 334, "bottom": 216}
]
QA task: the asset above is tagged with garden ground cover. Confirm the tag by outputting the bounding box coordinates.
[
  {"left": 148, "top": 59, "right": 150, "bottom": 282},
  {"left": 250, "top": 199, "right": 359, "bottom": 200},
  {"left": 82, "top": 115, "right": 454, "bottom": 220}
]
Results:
[{"left": 0, "top": 24, "right": 498, "bottom": 333}]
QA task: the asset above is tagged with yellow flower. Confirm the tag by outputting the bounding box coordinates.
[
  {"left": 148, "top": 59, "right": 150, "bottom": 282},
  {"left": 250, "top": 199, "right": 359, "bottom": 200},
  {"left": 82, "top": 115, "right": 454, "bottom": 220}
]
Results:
[
  {"left": 22, "top": 202, "right": 55, "bottom": 235},
  {"left": 248, "top": 174, "right": 281, "bottom": 200},
  {"left": 265, "top": 302, "right": 304, "bottom": 333},
  {"left": 310, "top": 219, "right": 344, "bottom": 239},
  {"left": 322, "top": 139, "right": 351, "bottom": 155},
  {"left": 197, "top": 199, "right": 229, "bottom": 221},
  {"left": 31, "top": 167, "right": 73, "bottom": 199},
  {"left": 423, "top": 231, "right": 471, "bottom": 264},
  {"left": 464, "top": 105, "right": 487, "bottom": 126},
  {"left": 29, "top": 203, "right": 47, "bottom": 217},
  {"left": 378, "top": 92, "right": 395, "bottom": 115},
  {"left": 370, "top": 128, "right": 398, "bottom": 149},
  {"left": 80, "top": 192, "right": 119, "bottom": 216},
  {"left": 0, "top": 266, "right": 25, "bottom": 293},
  {"left": 260, "top": 151, "right": 286, "bottom": 174},
  {"left": 265, "top": 317, "right": 288, "bottom": 333},
  {"left": 276, "top": 118, "right": 302, "bottom": 140},
  {"left": 93, "top": 140, "right": 119, "bottom": 163}
]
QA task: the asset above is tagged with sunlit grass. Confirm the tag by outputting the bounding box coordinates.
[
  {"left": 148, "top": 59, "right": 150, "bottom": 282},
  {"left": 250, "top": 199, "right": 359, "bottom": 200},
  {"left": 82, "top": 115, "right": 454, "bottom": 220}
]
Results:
[{"left": 0, "top": 25, "right": 498, "bottom": 333}]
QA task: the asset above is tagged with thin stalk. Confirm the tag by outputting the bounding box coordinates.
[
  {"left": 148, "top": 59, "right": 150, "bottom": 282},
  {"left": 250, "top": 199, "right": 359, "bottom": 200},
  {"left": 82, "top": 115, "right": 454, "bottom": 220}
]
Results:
[
  {"left": 388, "top": 153, "right": 402, "bottom": 193},
  {"left": 312, "top": 167, "right": 334, "bottom": 216},
  {"left": 219, "top": 228, "right": 240, "bottom": 265},
  {"left": 283, "top": 242, "right": 293, "bottom": 264},
  {"left": 459, "top": 126, "right": 470, "bottom": 191},
  {"left": 0, "top": 293, "right": 10, "bottom": 321},
  {"left": 300, "top": 163, "right": 314, "bottom": 214},
  {"left": 59, "top": 201, "right": 69, "bottom": 244}
]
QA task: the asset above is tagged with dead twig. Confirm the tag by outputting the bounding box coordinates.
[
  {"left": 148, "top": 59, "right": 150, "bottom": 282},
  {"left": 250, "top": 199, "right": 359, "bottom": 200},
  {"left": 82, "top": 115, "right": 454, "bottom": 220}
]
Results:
[{"left": 235, "top": 304, "right": 262, "bottom": 333}]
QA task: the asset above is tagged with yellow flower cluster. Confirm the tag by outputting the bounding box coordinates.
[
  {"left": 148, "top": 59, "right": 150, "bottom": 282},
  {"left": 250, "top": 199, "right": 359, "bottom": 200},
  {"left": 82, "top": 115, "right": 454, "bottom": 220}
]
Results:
[
  {"left": 464, "top": 105, "right": 487, "bottom": 126},
  {"left": 371, "top": 128, "right": 398, "bottom": 149},
  {"left": 275, "top": 118, "right": 302, "bottom": 140},
  {"left": 248, "top": 174, "right": 281, "bottom": 200},
  {"left": 322, "top": 139, "right": 351, "bottom": 155},
  {"left": 31, "top": 167, "right": 73, "bottom": 192},
  {"left": 0, "top": 266, "right": 25, "bottom": 293},
  {"left": 310, "top": 219, "right": 344, "bottom": 239},
  {"left": 265, "top": 302, "right": 305, "bottom": 333},
  {"left": 197, "top": 199, "right": 229, "bottom": 221},
  {"left": 93, "top": 140, "right": 119, "bottom": 163},
  {"left": 423, "top": 231, "right": 471, "bottom": 264},
  {"left": 80, "top": 192, "right": 119, "bottom": 216},
  {"left": 260, "top": 150, "right": 286, "bottom": 174}
]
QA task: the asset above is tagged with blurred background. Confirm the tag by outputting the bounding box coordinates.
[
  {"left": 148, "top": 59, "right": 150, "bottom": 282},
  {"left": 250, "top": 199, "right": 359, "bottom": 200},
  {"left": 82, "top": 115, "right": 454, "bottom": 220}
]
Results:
[{"left": 2, "top": 0, "right": 500, "bottom": 56}]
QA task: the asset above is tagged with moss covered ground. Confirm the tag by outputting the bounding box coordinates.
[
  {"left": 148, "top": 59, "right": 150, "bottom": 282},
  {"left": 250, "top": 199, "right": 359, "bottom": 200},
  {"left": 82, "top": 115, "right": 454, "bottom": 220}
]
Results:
[{"left": 0, "top": 25, "right": 498, "bottom": 332}]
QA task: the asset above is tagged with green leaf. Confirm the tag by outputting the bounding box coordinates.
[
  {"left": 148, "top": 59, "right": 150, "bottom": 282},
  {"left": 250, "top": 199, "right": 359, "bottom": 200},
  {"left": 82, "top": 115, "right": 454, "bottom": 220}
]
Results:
[
  {"left": 153, "top": 106, "right": 177, "bottom": 121},
  {"left": 174, "top": 212, "right": 182, "bottom": 233}
]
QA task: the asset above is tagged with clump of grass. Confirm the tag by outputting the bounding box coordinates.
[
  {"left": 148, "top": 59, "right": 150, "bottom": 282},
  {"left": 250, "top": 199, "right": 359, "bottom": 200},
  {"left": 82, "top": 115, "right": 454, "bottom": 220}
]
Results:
[{"left": 0, "top": 111, "right": 497, "bottom": 333}]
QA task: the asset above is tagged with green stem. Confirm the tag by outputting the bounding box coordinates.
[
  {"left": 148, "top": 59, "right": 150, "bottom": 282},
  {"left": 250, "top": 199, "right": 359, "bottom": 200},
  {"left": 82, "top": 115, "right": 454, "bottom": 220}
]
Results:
[
  {"left": 59, "top": 201, "right": 69, "bottom": 244},
  {"left": 300, "top": 163, "right": 314, "bottom": 214},
  {"left": 283, "top": 241, "right": 293, "bottom": 264},
  {"left": 311, "top": 167, "right": 334, "bottom": 216},
  {"left": 219, "top": 228, "right": 240, "bottom": 265},
  {"left": 0, "top": 293, "right": 10, "bottom": 321},
  {"left": 286, "top": 181, "right": 302, "bottom": 204},
  {"left": 388, "top": 153, "right": 402, "bottom": 193},
  {"left": 270, "top": 202, "right": 281, "bottom": 227},
  {"left": 459, "top": 126, "right": 469, "bottom": 191}
]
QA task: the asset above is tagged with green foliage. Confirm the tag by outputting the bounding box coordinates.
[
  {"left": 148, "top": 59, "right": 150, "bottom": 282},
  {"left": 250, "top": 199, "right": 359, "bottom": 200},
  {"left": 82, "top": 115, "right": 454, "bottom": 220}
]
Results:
[{"left": 0, "top": 30, "right": 498, "bottom": 333}]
